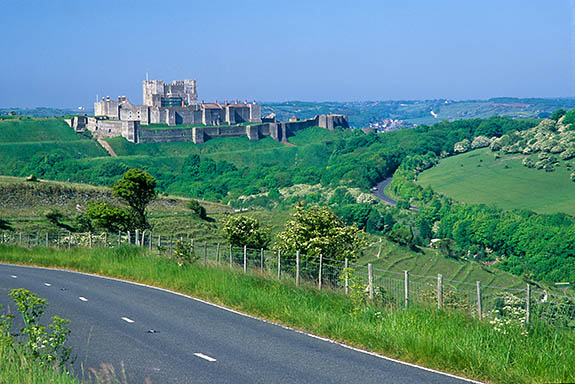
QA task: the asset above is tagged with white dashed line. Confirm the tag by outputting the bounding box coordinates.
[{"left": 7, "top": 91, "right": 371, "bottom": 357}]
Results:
[
  {"left": 121, "top": 317, "right": 135, "bottom": 323},
  {"left": 78, "top": 296, "right": 88, "bottom": 302},
  {"left": 10, "top": 275, "right": 17, "bottom": 278},
  {"left": 44, "top": 283, "right": 51, "bottom": 287},
  {"left": 194, "top": 353, "right": 216, "bottom": 362}
]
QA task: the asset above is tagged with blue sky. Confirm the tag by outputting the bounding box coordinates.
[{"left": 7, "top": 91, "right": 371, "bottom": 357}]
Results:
[{"left": 0, "top": 0, "right": 573, "bottom": 107}]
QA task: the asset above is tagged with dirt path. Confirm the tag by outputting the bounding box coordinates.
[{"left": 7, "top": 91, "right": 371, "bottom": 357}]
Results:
[{"left": 97, "top": 138, "right": 118, "bottom": 157}]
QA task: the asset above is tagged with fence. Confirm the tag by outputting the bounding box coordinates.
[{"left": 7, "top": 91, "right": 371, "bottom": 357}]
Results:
[{"left": 1, "top": 230, "right": 574, "bottom": 330}]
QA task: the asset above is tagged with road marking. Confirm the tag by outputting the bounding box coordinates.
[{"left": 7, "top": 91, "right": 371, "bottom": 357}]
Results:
[
  {"left": 0, "top": 263, "right": 483, "bottom": 384},
  {"left": 78, "top": 296, "right": 88, "bottom": 302},
  {"left": 194, "top": 353, "right": 216, "bottom": 362},
  {"left": 10, "top": 275, "right": 17, "bottom": 278},
  {"left": 44, "top": 283, "right": 51, "bottom": 287},
  {"left": 121, "top": 317, "right": 134, "bottom": 323}
]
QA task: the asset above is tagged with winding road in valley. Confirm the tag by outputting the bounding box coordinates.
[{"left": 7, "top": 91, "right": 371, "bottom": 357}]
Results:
[
  {"left": 0, "top": 263, "right": 477, "bottom": 383},
  {"left": 372, "top": 178, "right": 419, "bottom": 211}
]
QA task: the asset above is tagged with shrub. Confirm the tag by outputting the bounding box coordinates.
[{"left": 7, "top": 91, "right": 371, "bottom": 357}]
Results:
[{"left": 186, "top": 199, "right": 207, "bottom": 220}]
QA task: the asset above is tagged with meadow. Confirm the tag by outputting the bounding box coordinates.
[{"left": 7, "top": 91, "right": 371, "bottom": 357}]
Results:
[{"left": 417, "top": 148, "right": 575, "bottom": 215}]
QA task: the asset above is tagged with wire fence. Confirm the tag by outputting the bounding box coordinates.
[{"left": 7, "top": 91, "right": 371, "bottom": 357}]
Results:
[{"left": 1, "top": 230, "right": 574, "bottom": 330}]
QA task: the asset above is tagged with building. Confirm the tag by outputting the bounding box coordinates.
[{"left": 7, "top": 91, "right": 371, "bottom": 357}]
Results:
[{"left": 93, "top": 79, "right": 262, "bottom": 127}]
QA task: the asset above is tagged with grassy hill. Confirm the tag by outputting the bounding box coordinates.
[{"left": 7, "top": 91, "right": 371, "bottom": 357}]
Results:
[{"left": 417, "top": 148, "right": 575, "bottom": 216}]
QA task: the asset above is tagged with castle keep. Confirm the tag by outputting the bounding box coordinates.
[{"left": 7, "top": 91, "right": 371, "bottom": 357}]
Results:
[{"left": 69, "top": 79, "right": 348, "bottom": 144}]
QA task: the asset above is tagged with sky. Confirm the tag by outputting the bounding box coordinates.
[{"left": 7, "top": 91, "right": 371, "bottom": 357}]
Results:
[{"left": 0, "top": 0, "right": 573, "bottom": 108}]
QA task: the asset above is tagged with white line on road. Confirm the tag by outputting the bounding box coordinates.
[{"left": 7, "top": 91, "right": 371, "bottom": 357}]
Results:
[
  {"left": 44, "top": 283, "right": 51, "bottom": 287},
  {"left": 194, "top": 353, "right": 216, "bottom": 362},
  {"left": 10, "top": 275, "right": 17, "bottom": 278},
  {"left": 121, "top": 317, "right": 135, "bottom": 323},
  {"left": 78, "top": 296, "right": 88, "bottom": 302}
]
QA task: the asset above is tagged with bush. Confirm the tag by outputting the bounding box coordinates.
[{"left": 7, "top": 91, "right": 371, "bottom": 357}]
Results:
[{"left": 186, "top": 199, "right": 207, "bottom": 220}]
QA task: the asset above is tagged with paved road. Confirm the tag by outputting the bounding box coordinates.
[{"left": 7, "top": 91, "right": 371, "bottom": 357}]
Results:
[
  {"left": 372, "top": 178, "right": 419, "bottom": 211},
  {"left": 0, "top": 263, "right": 477, "bottom": 384}
]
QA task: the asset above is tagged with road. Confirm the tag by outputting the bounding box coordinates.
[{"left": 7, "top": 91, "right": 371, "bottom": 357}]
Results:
[
  {"left": 372, "top": 178, "right": 419, "bottom": 211},
  {"left": 0, "top": 263, "right": 477, "bottom": 384}
]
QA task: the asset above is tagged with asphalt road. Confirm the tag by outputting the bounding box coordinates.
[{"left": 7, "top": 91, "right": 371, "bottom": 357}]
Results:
[
  {"left": 372, "top": 178, "right": 419, "bottom": 211},
  {"left": 0, "top": 263, "right": 478, "bottom": 384}
]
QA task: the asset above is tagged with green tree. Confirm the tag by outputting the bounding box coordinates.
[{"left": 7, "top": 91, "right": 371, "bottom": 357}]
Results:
[
  {"left": 550, "top": 109, "right": 566, "bottom": 121},
  {"left": 85, "top": 201, "right": 131, "bottom": 232},
  {"left": 112, "top": 169, "right": 157, "bottom": 229},
  {"left": 221, "top": 215, "right": 271, "bottom": 249},
  {"left": 276, "top": 204, "right": 366, "bottom": 261},
  {"left": 186, "top": 199, "right": 207, "bottom": 220}
]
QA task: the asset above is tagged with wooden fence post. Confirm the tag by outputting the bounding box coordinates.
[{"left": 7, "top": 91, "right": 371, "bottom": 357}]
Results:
[
  {"left": 243, "top": 245, "right": 247, "bottom": 273},
  {"left": 344, "top": 258, "right": 349, "bottom": 295},
  {"left": 296, "top": 251, "right": 300, "bottom": 286},
  {"left": 526, "top": 284, "right": 531, "bottom": 325},
  {"left": 89, "top": 232, "right": 92, "bottom": 249},
  {"left": 68, "top": 232, "right": 71, "bottom": 249},
  {"left": 476, "top": 281, "right": 482, "bottom": 320},
  {"left": 216, "top": 243, "right": 220, "bottom": 264},
  {"left": 277, "top": 250, "right": 281, "bottom": 280},
  {"left": 438, "top": 274, "right": 443, "bottom": 309},
  {"left": 45, "top": 233, "right": 49, "bottom": 247},
  {"left": 368, "top": 263, "right": 374, "bottom": 300},
  {"left": 229, "top": 245, "right": 233, "bottom": 268},
  {"left": 260, "top": 248, "right": 264, "bottom": 274},
  {"left": 149, "top": 232, "right": 152, "bottom": 250},
  {"left": 127, "top": 231, "right": 131, "bottom": 245},
  {"left": 157, "top": 234, "right": 161, "bottom": 248},
  {"left": 104, "top": 232, "right": 108, "bottom": 247},
  {"left": 57, "top": 233, "right": 60, "bottom": 248},
  {"left": 135, "top": 229, "right": 139, "bottom": 246},
  {"left": 404, "top": 270, "right": 409, "bottom": 309},
  {"left": 19, "top": 232, "right": 22, "bottom": 246},
  {"left": 318, "top": 254, "right": 323, "bottom": 290}
]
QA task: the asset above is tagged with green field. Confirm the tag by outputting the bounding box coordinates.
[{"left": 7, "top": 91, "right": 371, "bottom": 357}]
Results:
[{"left": 417, "top": 148, "right": 575, "bottom": 216}]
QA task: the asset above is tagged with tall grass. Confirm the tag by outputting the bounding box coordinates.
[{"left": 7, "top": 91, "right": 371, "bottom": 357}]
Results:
[
  {"left": 1, "top": 244, "right": 574, "bottom": 384},
  {"left": 0, "top": 334, "right": 77, "bottom": 383}
]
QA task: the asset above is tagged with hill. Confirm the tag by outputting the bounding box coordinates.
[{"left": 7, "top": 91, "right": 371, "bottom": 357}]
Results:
[{"left": 417, "top": 148, "right": 575, "bottom": 216}]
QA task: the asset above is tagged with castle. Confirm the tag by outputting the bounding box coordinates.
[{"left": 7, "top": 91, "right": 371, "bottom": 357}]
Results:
[{"left": 68, "top": 79, "right": 348, "bottom": 144}]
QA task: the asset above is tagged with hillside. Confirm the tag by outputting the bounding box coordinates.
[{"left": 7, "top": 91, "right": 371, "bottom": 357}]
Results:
[{"left": 417, "top": 148, "right": 575, "bottom": 215}]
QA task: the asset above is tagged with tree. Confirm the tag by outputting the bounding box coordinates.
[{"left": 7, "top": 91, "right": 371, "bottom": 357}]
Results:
[
  {"left": 112, "top": 169, "right": 157, "bottom": 229},
  {"left": 85, "top": 201, "right": 131, "bottom": 232},
  {"left": 221, "top": 215, "right": 271, "bottom": 249},
  {"left": 276, "top": 204, "right": 366, "bottom": 262},
  {"left": 186, "top": 199, "right": 207, "bottom": 220}
]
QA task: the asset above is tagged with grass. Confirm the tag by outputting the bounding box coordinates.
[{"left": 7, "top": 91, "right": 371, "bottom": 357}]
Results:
[
  {"left": 0, "top": 337, "right": 78, "bottom": 384},
  {"left": 417, "top": 147, "right": 575, "bottom": 215},
  {"left": 0, "top": 118, "right": 80, "bottom": 143},
  {"left": 1, "top": 245, "right": 574, "bottom": 384}
]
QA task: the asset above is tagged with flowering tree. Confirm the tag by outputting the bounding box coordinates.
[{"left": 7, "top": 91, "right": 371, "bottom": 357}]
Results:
[{"left": 221, "top": 215, "right": 271, "bottom": 249}]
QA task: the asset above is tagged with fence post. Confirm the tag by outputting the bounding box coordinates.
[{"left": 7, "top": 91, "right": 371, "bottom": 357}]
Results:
[
  {"left": 118, "top": 231, "right": 121, "bottom": 246},
  {"left": 204, "top": 243, "right": 208, "bottom": 264},
  {"left": 260, "top": 248, "right": 264, "bottom": 274},
  {"left": 19, "top": 232, "right": 22, "bottom": 246},
  {"left": 368, "top": 263, "right": 374, "bottom": 300},
  {"left": 526, "top": 284, "right": 531, "bottom": 325},
  {"left": 404, "top": 270, "right": 409, "bottom": 309},
  {"left": 344, "top": 258, "right": 349, "bottom": 295},
  {"left": 142, "top": 231, "right": 146, "bottom": 247},
  {"left": 318, "top": 254, "right": 323, "bottom": 290},
  {"left": 229, "top": 245, "right": 233, "bottom": 268},
  {"left": 476, "top": 281, "right": 482, "bottom": 320},
  {"left": 104, "top": 232, "right": 108, "bottom": 247},
  {"left": 89, "top": 232, "right": 92, "bottom": 248},
  {"left": 296, "top": 251, "right": 300, "bottom": 286},
  {"left": 277, "top": 250, "right": 281, "bottom": 280},
  {"left": 437, "top": 274, "right": 443, "bottom": 309},
  {"left": 57, "top": 233, "right": 60, "bottom": 249},
  {"left": 157, "top": 234, "right": 161, "bottom": 248},
  {"left": 216, "top": 243, "right": 220, "bottom": 264},
  {"left": 127, "top": 231, "right": 131, "bottom": 245},
  {"left": 68, "top": 232, "right": 71, "bottom": 249},
  {"left": 45, "top": 233, "right": 49, "bottom": 247},
  {"left": 149, "top": 232, "right": 153, "bottom": 250},
  {"left": 243, "top": 245, "right": 247, "bottom": 273},
  {"left": 135, "top": 229, "right": 139, "bottom": 246}
]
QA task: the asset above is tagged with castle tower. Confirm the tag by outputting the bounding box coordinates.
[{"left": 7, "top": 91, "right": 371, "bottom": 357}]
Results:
[{"left": 143, "top": 80, "right": 164, "bottom": 106}]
